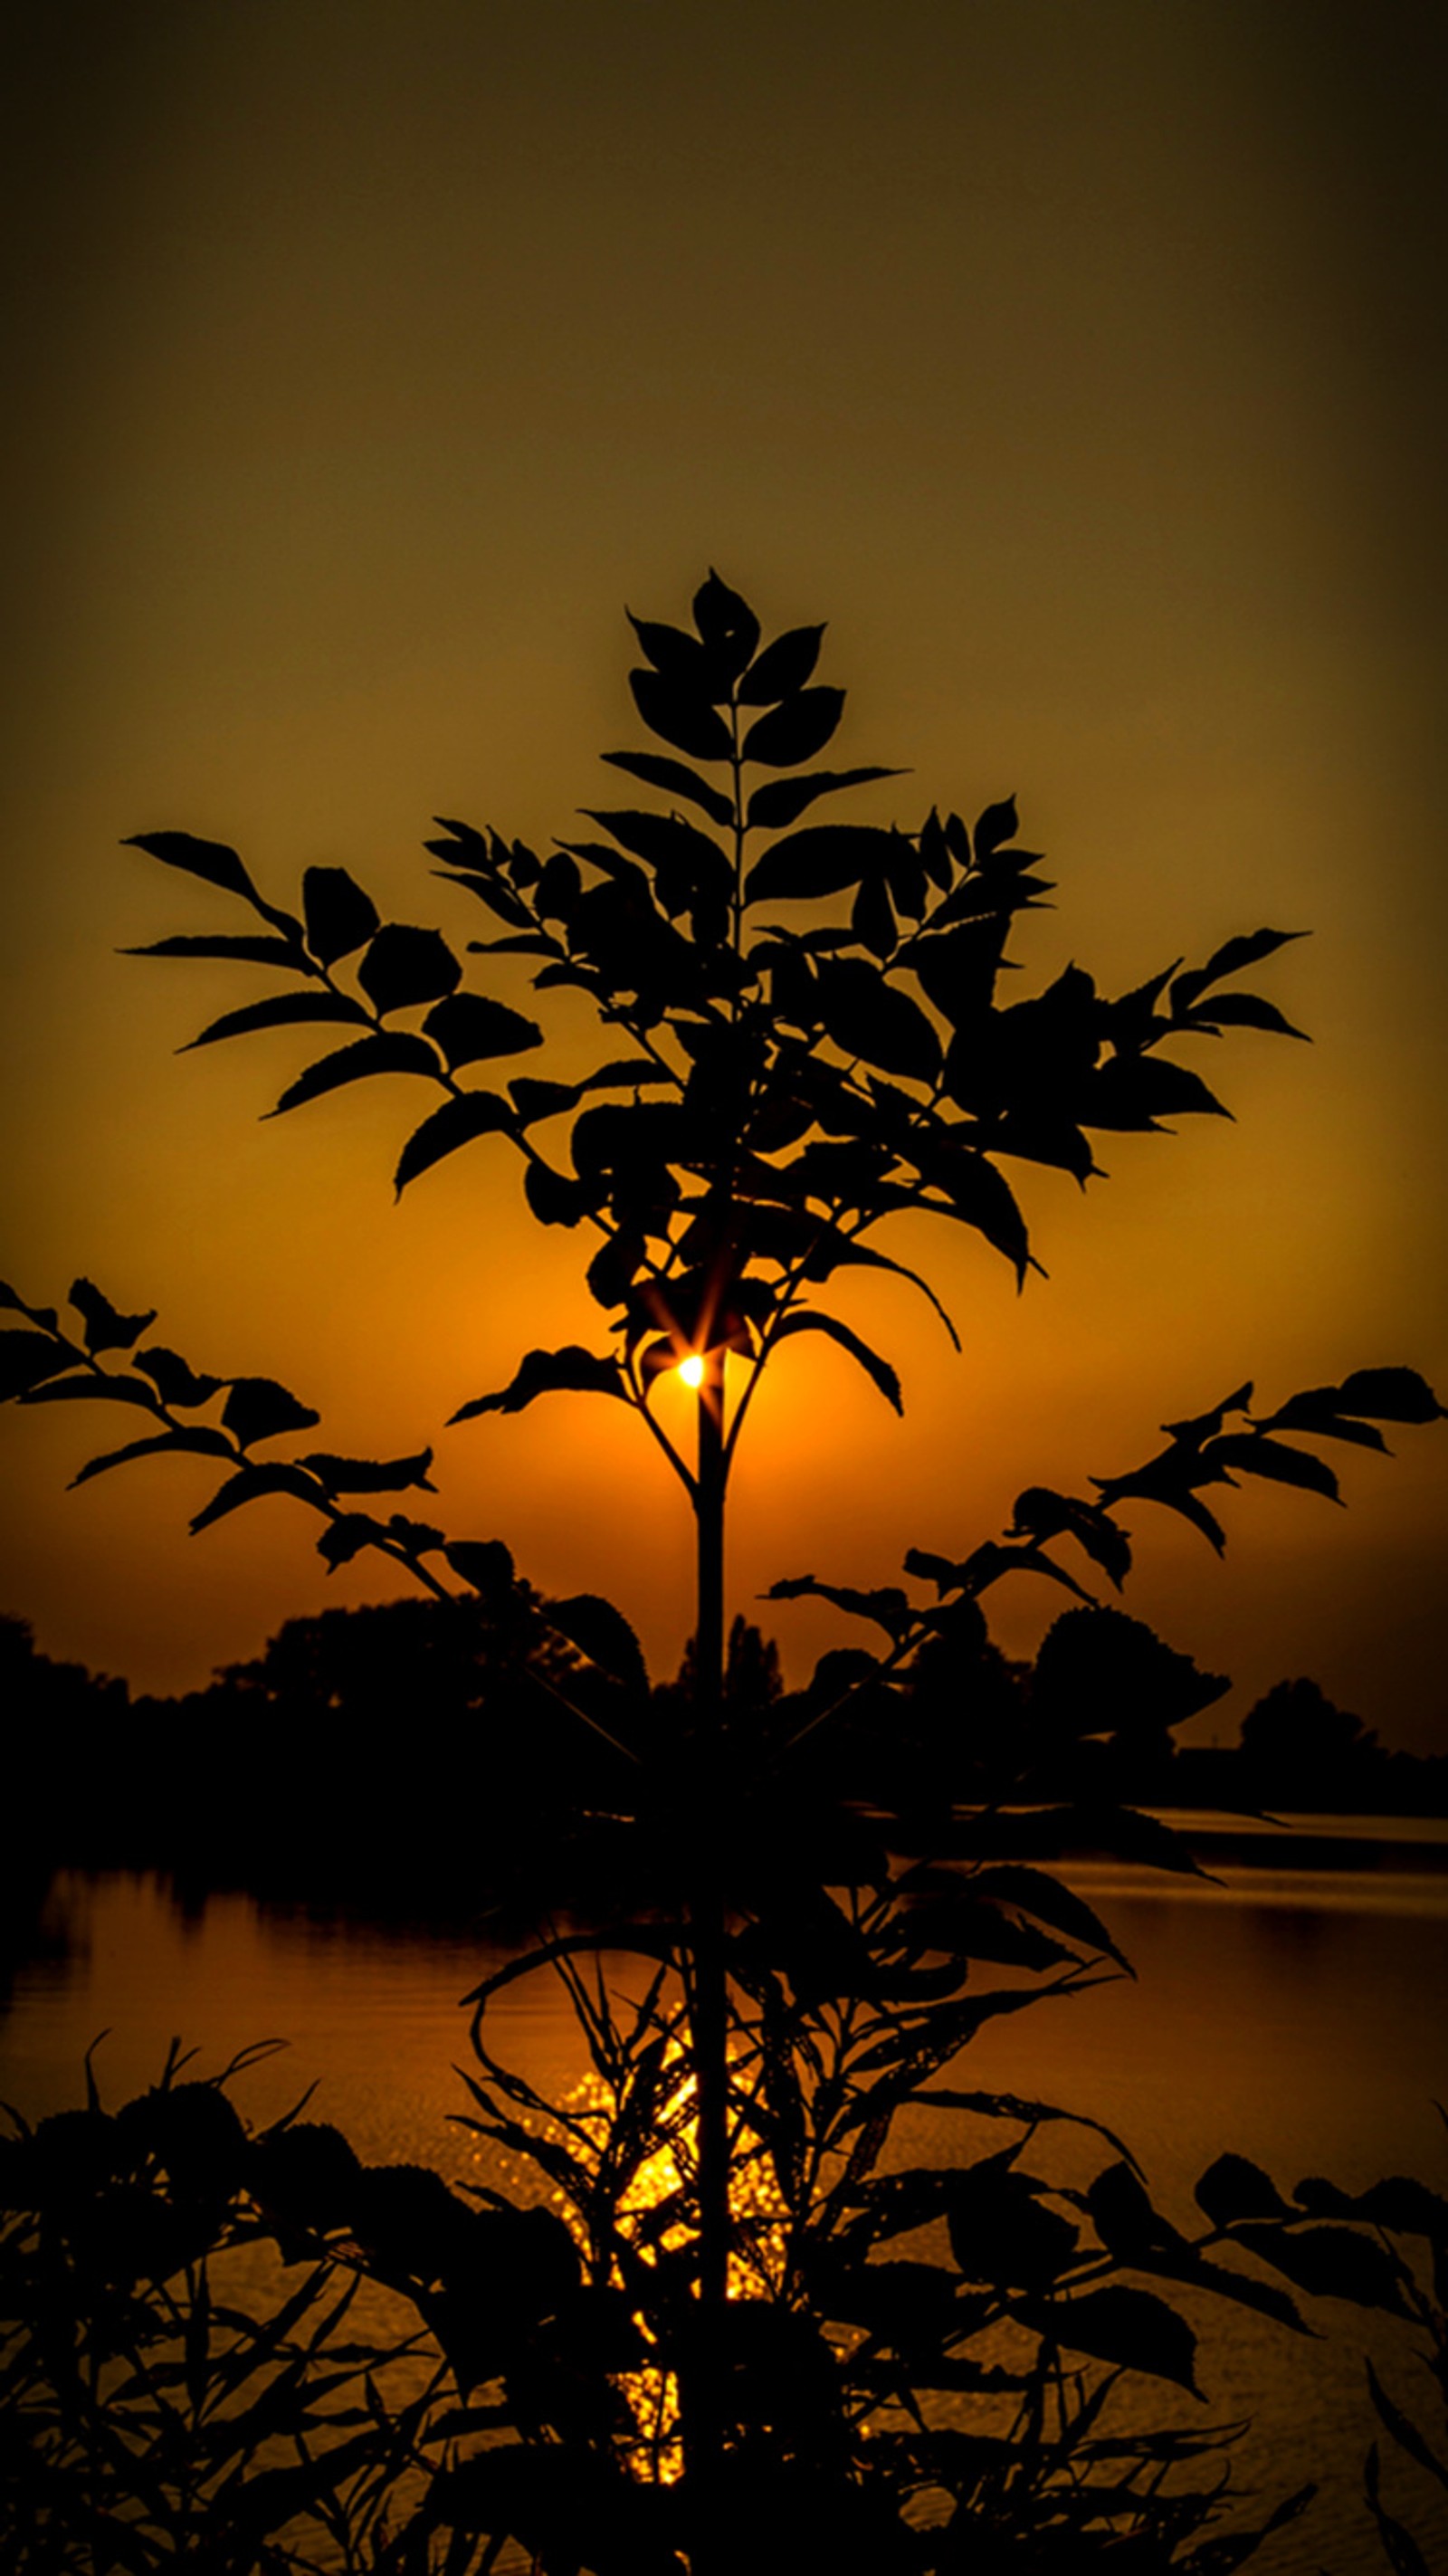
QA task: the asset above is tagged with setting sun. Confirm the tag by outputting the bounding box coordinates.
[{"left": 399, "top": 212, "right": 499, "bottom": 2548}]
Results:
[{"left": 677, "top": 1354, "right": 706, "bottom": 1390}]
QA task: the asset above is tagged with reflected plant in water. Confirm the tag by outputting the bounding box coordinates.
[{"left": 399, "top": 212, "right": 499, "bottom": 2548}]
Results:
[{"left": 3, "top": 573, "right": 1444, "bottom": 2571}]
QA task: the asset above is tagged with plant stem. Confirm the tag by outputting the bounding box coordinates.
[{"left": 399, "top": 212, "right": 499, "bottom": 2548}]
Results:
[{"left": 686, "top": 1346, "right": 729, "bottom": 2558}]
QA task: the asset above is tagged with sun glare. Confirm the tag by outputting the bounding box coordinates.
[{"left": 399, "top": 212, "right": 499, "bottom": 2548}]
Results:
[{"left": 677, "top": 1354, "right": 706, "bottom": 1389}]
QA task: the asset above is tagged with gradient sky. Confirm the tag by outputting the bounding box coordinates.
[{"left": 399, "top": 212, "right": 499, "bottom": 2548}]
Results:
[{"left": 3, "top": 0, "right": 1445, "bottom": 1747}]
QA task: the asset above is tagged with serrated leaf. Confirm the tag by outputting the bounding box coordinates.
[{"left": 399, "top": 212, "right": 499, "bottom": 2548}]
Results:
[
  {"left": 1335, "top": 1367, "right": 1443, "bottom": 1424},
  {"left": 921, "top": 1148, "right": 1029, "bottom": 1280},
  {"left": 394, "top": 1092, "right": 515, "bottom": 1192},
  {"left": 267, "top": 1032, "right": 441, "bottom": 1115},
  {"left": 1028, "top": 2285, "right": 1199, "bottom": 2395},
  {"left": 123, "top": 932, "right": 309, "bottom": 968},
  {"left": 745, "top": 823, "right": 897, "bottom": 904},
  {"left": 1007, "top": 1488, "right": 1131, "bottom": 1589},
  {"left": 955, "top": 1539, "right": 1098, "bottom": 1606},
  {"left": 134, "top": 1347, "right": 223, "bottom": 1408},
  {"left": 122, "top": 831, "right": 260, "bottom": 903},
  {"left": 421, "top": 992, "right": 543, "bottom": 1068},
  {"left": 967, "top": 1866, "right": 1133, "bottom": 1974},
  {"left": 71, "top": 1428, "right": 233, "bottom": 1488},
  {"left": 546, "top": 1594, "right": 650, "bottom": 1696},
  {"left": 1234, "top": 2221, "right": 1410, "bottom": 2314},
  {"left": 221, "top": 1378, "right": 321, "bottom": 1448},
  {"left": 444, "top": 1537, "right": 516, "bottom": 1598},
  {"left": 1208, "top": 1434, "right": 1341, "bottom": 1501},
  {"left": 1171, "top": 929, "right": 1307, "bottom": 1016},
  {"left": 450, "top": 1345, "right": 625, "bottom": 1421},
  {"left": 1195, "top": 2152, "right": 1293, "bottom": 2228},
  {"left": 0, "top": 1331, "right": 85, "bottom": 1401},
  {"left": 68, "top": 1279, "right": 157, "bottom": 1354},
  {"left": 299, "top": 1448, "right": 435, "bottom": 1493},
  {"left": 17, "top": 1370, "right": 158, "bottom": 1411},
  {"left": 772, "top": 1311, "right": 902, "bottom": 1412},
  {"left": 315, "top": 1513, "right": 386, "bottom": 1569},
  {"left": 301, "top": 866, "right": 380, "bottom": 964},
  {"left": 598, "top": 748, "right": 734, "bottom": 827},
  {"left": 435, "top": 864, "right": 533, "bottom": 930},
  {"left": 741, "top": 688, "right": 845, "bottom": 768},
  {"left": 1255, "top": 1386, "right": 1388, "bottom": 1449},
  {"left": 189, "top": 1463, "right": 321, "bottom": 1534},
  {"left": 738, "top": 624, "right": 825, "bottom": 704},
  {"left": 764, "top": 1573, "right": 913, "bottom": 1638},
  {"left": 747, "top": 767, "right": 902, "bottom": 830},
  {"left": 1084, "top": 1055, "right": 1230, "bottom": 1129},
  {"left": 183, "top": 991, "right": 370, "bottom": 1049},
  {"left": 1188, "top": 990, "right": 1309, "bottom": 1039},
  {"left": 581, "top": 1058, "right": 678, "bottom": 1092},
  {"left": 357, "top": 924, "right": 462, "bottom": 1013}
]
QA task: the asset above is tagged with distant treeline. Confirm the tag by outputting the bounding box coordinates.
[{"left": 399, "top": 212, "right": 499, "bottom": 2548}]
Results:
[{"left": 5, "top": 1602, "right": 1445, "bottom": 1916}]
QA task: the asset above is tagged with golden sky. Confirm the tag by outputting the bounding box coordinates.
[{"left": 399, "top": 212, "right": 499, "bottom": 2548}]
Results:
[{"left": 3, "top": 0, "right": 1445, "bottom": 1747}]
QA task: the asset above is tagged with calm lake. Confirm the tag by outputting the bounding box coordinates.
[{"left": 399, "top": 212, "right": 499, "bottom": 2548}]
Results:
[{"left": 5, "top": 1818, "right": 1446, "bottom": 2576}]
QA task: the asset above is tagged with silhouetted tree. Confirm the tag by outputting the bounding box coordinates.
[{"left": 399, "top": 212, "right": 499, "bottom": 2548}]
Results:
[
  {"left": 4, "top": 573, "right": 1444, "bottom": 2574},
  {"left": 1238, "top": 1675, "right": 1382, "bottom": 1811}
]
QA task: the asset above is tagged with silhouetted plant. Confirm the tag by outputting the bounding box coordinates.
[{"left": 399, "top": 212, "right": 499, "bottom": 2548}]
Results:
[{"left": 4, "top": 572, "right": 1444, "bottom": 2571}]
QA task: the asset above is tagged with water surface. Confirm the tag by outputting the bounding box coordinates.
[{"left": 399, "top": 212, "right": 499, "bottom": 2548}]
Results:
[{"left": 4, "top": 1824, "right": 1445, "bottom": 2574}]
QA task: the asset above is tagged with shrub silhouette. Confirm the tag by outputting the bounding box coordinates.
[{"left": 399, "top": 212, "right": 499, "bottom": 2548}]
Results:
[{"left": 3, "top": 571, "right": 1444, "bottom": 2572}]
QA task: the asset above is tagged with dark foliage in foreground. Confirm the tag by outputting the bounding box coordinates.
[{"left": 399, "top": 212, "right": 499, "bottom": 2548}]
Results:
[{"left": 4, "top": 573, "right": 1444, "bottom": 2571}]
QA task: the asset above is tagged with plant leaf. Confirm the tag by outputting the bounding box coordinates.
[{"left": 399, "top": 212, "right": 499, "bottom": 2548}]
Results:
[
  {"left": 816, "top": 958, "right": 942, "bottom": 1083},
  {"left": 546, "top": 1594, "right": 650, "bottom": 1696},
  {"left": 745, "top": 824, "right": 898, "bottom": 904},
  {"left": 301, "top": 866, "right": 380, "bottom": 964},
  {"left": 267, "top": 1033, "right": 442, "bottom": 1115},
  {"left": 598, "top": 748, "right": 734, "bottom": 827},
  {"left": 764, "top": 1573, "right": 913, "bottom": 1638},
  {"left": 123, "top": 932, "right": 310, "bottom": 968},
  {"left": 68, "top": 1279, "right": 157, "bottom": 1353},
  {"left": 1208, "top": 1435, "right": 1341, "bottom": 1502},
  {"left": 1334, "top": 1367, "right": 1443, "bottom": 1424},
  {"left": 1007, "top": 1488, "right": 1131, "bottom": 1589},
  {"left": 772, "top": 1311, "right": 902, "bottom": 1413},
  {"left": 450, "top": 1346, "right": 626, "bottom": 1421},
  {"left": 357, "top": 924, "right": 462, "bottom": 1014},
  {"left": 299, "top": 1449, "right": 436, "bottom": 1493},
  {"left": 0, "top": 1331, "right": 83, "bottom": 1401},
  {"left": 189, "top": 1463, "right": 323, "bottom": 1534},
  {"left": 182, "top": 992, "right": 370, "bottom": 1050},
  {"left": 443, "top": 1538, "right": 516, "bottom": 1602},
  {"left": 221, "top": 1378, "right": 321, "bottom": 1447},
  {"left": 394, "top": 1094, "right": 515, "bottom": 1193},
  {"left": 422, "top": 992, "right": 543, "bottom": 1068},
  {"left": 122, "top": 831, "right": 261, "bottom": 904},
  {"left": 1171, "top": 929, "right": 1307, "bottom": 1016},
  {"left": 71, "top": 1428, "right": 234, "bottom": 1488},
  {"left": 738, "top": 625, "right": 825, "bottom": 704},
  {"left": 1188, "top": 991, "right": 1309, "bottom": 1040},
  {"left": 747, "top": 767, "right": 903, "bottom": 830},
  {"left": 742, "top": 689, "right": 845, "bottom": 768},
  {"left": 629, "top": 668, "right": 732, "bottom": 761},
  {"left": 134, "top": 1347, "right": 224, "bottom": 1408},
  {"left": 1025, "top": 2285, "right": 1200, "bottom": 2396}
]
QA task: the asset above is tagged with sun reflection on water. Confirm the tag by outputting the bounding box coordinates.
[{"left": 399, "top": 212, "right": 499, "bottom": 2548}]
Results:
[{"left": 538, "top": 2040, "right": 789, "bottom": 2484}]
